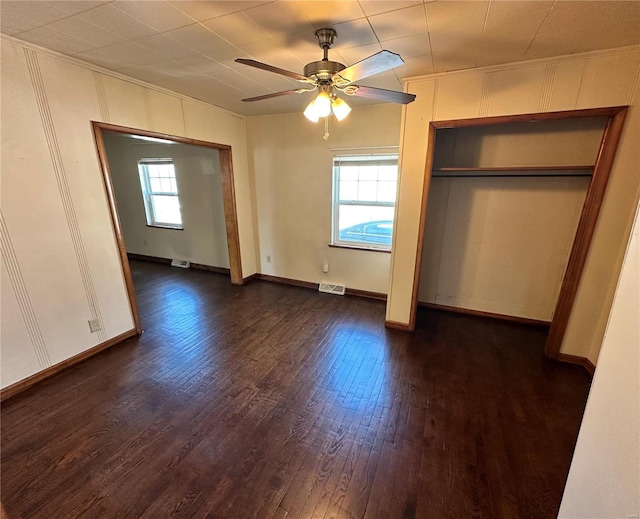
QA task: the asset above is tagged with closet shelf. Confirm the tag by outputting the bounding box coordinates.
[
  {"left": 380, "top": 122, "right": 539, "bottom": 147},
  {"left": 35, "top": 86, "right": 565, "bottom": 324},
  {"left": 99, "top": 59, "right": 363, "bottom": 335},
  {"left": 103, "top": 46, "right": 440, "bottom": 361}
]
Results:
[{"left": 432, "top": 164, "right": 594, "bottom": 178}]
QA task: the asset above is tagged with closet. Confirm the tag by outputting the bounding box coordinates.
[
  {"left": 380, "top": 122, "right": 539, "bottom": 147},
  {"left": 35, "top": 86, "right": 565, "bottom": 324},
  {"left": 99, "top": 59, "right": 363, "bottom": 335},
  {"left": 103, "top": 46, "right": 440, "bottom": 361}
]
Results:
[{"left": 417, "top": 115, "right": 609, "bottom": 326}]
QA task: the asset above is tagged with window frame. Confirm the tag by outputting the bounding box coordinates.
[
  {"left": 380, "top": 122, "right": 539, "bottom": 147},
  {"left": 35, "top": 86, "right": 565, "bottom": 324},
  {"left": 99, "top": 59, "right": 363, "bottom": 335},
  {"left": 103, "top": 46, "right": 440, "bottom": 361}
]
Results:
[
  {"left": 331, "top": 153, "right": 399, "bottom": 251},
  {"left": 137, "top": 158, "right": 183, "bottom": 230}
]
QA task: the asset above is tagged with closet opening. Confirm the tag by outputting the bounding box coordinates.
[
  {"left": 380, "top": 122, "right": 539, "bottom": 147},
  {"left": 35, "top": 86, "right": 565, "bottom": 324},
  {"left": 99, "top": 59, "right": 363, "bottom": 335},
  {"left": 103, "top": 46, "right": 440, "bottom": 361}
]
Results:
[{"left": 411, "top": 107, "right": 628, "bottom": 367}]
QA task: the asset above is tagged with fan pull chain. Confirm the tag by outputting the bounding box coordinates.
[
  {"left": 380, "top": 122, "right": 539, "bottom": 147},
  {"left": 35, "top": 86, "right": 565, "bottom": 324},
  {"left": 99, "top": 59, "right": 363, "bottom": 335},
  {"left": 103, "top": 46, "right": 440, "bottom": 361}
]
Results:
[{"left": 323, "top": 116, "right": 330, "bottom": 140}]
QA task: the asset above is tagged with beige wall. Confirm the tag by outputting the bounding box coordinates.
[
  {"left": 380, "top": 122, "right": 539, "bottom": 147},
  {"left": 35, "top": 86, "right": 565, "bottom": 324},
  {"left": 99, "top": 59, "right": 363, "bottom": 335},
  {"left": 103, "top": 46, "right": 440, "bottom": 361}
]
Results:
[
  {"left": 418, "top": 176, "right": 589, "bottom": 321},
  {"left": 432, "top": 119, "right": 606, "bottom": 169},
  {"left": 246, "top": 103, "right": 402, "bottom": 294},
  {"left": 389, "top": 47, "right": 640, "bottom": 362},
  {"left": 103, "top": 133, "right": 229, "bottom": 269},
  {"left": 0, "top": 37, "right": 256, "bottom": 389},
  {"left": 418, "top": 119, "right": 605, "bottom": 321},
  {"left": 559, "top": 196, "right": 640, "bottom": 518}
]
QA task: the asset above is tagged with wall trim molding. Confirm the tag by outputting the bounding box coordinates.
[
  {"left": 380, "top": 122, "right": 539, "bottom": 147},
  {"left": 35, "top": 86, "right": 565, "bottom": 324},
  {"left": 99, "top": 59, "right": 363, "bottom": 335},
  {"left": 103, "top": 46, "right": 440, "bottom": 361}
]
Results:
[
  {"left": 249, "top": 274, "right": 388, "bottom": 302},
  {"left": 127, "top": 252, "right": 171, "bottom": 265},
  {"left": 189, "top": 263, "right": 230, "bottom": 275},
  {"left": 127, "top": 253, "right": 230, "bottom": 275},
  {"left": 0, "top": 211, "right": 52, "bottom": 370},
  {"left": 253, "top": 273, "right": 318, "bottom": 291},
  {"left": 544, "top": 107, "right": 629, "bottom": 358},
  {"left": 556, "top": 353, "right": 596, "bottom": 376},
  {"left": 404, "top": 45, "right": 640, "bottom": 85},
  {"left": 92, "top": 71, "right": 110, "bottom": 122},
  {"left": 25, "top": 48, "right": 108, "bottom": 343},
  {"left": 479, "top": 72, "right": 493, "bottom": 116},
  {"left": 385, "top": 320, "right": 413, "bottom": 331},
  {"left": 0, "top": 328, "right": 138, "bottom": 402},
  {"left": 539, "top": 63, "right": 557, "bottom": 112},
  {"left": 346, "top": 288, "right": 387, "bottom": 301},
  {"left": 418, "top": 302, "right": 551, "bottom": 327}
]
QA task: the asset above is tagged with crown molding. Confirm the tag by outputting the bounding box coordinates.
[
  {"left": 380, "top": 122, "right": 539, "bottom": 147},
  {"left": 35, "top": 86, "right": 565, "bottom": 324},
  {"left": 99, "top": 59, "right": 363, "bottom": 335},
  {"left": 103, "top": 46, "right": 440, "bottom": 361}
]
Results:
[
  {"left": 0, "top": 33, "right": 246, "bottom": 121},
  {"left": 404, "top": 45, "right": 640, "bottom": 84}
]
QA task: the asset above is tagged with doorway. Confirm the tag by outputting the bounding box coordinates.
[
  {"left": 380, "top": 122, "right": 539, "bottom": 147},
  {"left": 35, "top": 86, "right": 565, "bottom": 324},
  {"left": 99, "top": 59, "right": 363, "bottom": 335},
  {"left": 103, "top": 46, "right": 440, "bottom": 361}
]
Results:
[{"left": 92, "top": 122, "right": 243, "bottom": 333}]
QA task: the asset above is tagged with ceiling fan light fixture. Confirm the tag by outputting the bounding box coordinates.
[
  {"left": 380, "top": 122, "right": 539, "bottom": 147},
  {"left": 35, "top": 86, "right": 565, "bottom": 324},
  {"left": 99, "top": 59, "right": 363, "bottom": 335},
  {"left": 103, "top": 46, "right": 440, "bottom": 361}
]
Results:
[
  {"left": 304, "top": 90, "right": 332, "bottom": 122},
  {"left": 304, "top": 97, "right": 320, "bottom": 122},
  {"left": 331, "top": 97, "right": 351, "bottom": 121},
  {"left": 314, "top": 91, "right": 332, "bottom": 118}
]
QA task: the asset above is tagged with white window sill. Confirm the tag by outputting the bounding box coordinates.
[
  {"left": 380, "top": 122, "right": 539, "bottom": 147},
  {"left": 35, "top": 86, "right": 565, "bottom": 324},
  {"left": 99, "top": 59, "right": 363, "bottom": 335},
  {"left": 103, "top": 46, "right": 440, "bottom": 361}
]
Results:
[{"left": 328, "top": 243, "right": 391, "bottom": 253}]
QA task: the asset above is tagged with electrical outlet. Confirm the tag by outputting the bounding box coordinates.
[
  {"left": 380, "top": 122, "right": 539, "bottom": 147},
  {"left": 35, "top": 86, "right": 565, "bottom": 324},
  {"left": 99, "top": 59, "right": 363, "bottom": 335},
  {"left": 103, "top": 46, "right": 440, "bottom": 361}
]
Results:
[
  {"left": 88, "top": 319, "right": 101, "bottom": 333},
  {"left": 266, "top": 255, "right": 271, "bottom": 263}
]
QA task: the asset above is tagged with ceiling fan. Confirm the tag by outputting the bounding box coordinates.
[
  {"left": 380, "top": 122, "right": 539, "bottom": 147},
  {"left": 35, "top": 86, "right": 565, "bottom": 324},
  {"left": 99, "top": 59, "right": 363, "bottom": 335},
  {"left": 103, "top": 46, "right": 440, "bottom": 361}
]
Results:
[{"left": 235, "top": 28, "right": 416, "bottom": 122}]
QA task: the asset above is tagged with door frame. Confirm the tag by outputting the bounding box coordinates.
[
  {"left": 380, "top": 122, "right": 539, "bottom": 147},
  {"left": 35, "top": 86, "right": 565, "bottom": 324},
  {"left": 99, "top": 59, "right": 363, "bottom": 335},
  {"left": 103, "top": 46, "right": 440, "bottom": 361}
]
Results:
[
  {"left": 406, "top": 106, "right": 628, "bottom": 360},
  {"left": 92, "top": 121, "right": 244, "bottom": 334}
]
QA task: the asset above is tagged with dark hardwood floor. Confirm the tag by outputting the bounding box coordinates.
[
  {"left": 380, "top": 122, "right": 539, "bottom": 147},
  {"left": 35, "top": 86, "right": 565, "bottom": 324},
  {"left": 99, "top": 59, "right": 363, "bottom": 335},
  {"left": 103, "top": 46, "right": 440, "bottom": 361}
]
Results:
[{"left": 1, "top": 260, "right": 591, "bottom": 518}]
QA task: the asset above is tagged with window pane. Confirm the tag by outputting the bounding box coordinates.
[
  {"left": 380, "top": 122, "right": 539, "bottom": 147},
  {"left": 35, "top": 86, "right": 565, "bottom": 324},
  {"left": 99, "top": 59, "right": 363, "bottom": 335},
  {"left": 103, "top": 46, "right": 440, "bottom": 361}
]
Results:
[
  {"left": 149, "top": 177, "right": 162, "bottom": 193},
  {"left": 151, "top": 195, "right": 182, "bottom": 226},
  {"left": 144, "top": 167, "right": 179, "bottom": 195},
  {"left": 377, "top": 181, "right": 397, "bottom": 202},
  {"left": 358, "top": 181, "right": 377, "bottom": 202},
  {"left": 338, "top": 205, "right": 395, "bottom": 229},
  {"left": 339, "top": 180, "right": 358, "bottom": 201},
  {"left": 359, "top": 168, "right": 378, "bottom": 182},
  {"left": 333, "top": 154, "right": 398, "bottom": 249},
  {"left": 340, "top": 166, "right": 358, "bottom": 181},
  {"left": 337, "top": 205, "right": 395, "bottom": 247},
  {"left": 378, "top": 165, "right": 397, "bottom": 181},
  {"left": 138, "top": 160, "right": 181, "bottom": 227}
]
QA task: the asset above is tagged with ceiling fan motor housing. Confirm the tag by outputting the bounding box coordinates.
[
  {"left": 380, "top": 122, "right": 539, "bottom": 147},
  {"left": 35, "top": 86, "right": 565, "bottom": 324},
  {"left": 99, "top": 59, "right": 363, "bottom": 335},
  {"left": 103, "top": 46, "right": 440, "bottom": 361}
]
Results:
[
  {"left": 235, "top": 25, "right": 416, "bottom": 106},
  {"left": 305, "top": 28, "right": 345, "bottom": 82},
  {"left": 304, "top": 60, "right": 345, "bottom": 82}
]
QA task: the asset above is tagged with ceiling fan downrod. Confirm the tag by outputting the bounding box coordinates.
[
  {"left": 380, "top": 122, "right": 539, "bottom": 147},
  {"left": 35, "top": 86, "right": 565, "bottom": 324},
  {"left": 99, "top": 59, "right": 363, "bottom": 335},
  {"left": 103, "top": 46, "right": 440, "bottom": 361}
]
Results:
[
  {"left": 305, "top": 28, "right": 344, "bottom": 82},
  {"left": 315, "top": 28, "right": 336, "bottom": 61}
]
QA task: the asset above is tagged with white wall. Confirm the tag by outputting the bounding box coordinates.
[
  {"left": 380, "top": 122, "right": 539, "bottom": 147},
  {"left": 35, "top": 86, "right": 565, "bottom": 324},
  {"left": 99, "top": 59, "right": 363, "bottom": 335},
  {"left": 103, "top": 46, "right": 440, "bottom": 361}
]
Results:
[
  {"left": 388, "top": 47, "right": 640, "bottom": 363},
  {"left": 246, "top": 103, "right": 402, "bottom": 294},
  {"left": 1, "top": 37, "right": 256, "bottom": 389},
  {"left": 558, "top": 196, "right": 640, "bottom": 518},
  {"left": 103, "top": 133, "right": 229, "bottom": 269}
]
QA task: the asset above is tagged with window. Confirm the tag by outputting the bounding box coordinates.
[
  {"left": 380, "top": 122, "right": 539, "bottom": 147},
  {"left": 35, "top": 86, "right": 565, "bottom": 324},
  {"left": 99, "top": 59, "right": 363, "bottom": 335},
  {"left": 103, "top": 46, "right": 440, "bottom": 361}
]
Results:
[
  {"left": 138, "top": 159, "right": 183, "bottom": 229},
  {"left": 332, "top": 153, "right": 399, "bottom": 250}
]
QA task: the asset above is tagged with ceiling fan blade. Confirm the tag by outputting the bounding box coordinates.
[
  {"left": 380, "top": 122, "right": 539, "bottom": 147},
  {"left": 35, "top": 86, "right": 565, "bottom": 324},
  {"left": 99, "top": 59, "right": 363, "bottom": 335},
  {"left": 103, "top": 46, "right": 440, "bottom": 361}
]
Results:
[
  {"left": 241, "top": 88, "right": 316, "bottom": 102},
  {"left": 235, "top": 58, "right": 311, "bottom": 82},
  {"left": 342, "top": 85, "right": 416, "bottom": 104},
  {"left": 332, "top": 51, "right": 404, "bottom": 85}
]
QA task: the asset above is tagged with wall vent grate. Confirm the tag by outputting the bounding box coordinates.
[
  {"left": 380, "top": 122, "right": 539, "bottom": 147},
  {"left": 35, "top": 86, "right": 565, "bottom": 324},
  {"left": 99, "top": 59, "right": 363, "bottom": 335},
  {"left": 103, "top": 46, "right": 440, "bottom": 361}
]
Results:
[
  {"left": 171, "top": 259, "right": 191, "bottom": 269},
  {"left": 319, "top": 282, "right": 346, "bottom": 296}
]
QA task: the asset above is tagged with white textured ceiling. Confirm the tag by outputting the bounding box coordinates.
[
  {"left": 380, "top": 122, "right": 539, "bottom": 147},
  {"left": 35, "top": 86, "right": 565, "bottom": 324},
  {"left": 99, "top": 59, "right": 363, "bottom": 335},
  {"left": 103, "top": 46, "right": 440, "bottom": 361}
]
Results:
[{"left": 2, "top": 0, "right": 639, "bottom": 116}]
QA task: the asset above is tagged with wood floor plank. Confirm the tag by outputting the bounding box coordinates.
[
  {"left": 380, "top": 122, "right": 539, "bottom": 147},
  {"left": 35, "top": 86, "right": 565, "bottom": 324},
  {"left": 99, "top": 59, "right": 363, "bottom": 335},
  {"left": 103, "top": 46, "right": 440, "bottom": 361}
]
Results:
[{"left": 1, "top": 260, "right": 591, "bottom": 518}]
